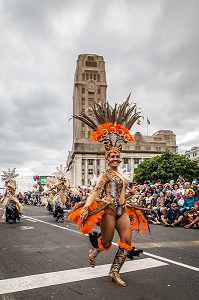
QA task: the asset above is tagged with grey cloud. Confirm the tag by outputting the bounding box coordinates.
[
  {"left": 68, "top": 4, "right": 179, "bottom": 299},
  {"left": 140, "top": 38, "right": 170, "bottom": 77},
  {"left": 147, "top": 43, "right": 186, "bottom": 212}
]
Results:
[{"left": 0, "top": 0, "right": 198, "bottom": 183}]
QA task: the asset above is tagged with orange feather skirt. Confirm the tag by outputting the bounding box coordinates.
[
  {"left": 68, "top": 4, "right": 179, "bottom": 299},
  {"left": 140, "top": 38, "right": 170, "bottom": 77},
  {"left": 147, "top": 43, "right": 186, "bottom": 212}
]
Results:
[{"left": 67, "top": 201, "right": 148, "bottom": 235}]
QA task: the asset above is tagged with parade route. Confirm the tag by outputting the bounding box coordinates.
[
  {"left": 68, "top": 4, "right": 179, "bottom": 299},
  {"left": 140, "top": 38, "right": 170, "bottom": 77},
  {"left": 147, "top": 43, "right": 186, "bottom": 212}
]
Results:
[
  {"left": 22, "top": 213, "right": 199, "bottom": 272},
  {"left": 0, "top": 258, "right": 167, "bottom": 295},
  {"left": 0, "top": 205, "right": 198, "bottom": 300}
]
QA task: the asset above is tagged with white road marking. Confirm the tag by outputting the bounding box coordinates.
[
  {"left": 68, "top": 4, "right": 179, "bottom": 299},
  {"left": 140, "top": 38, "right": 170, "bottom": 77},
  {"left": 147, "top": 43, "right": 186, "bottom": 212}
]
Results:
[
  {"left": 19, "top": 226, "right": 35, "bottom": 230},
  {"left": 22, "top": 214, "right": 83, "bottom": 234},
  {"left": 22, "top": 217, "right": 37, "bottom": 223},
  {"left": 143, "top": 251, "right": 199, "bottom": 272},
  {"left": 22, "top": 215, "right": 199, "bottom": 273},
  {"left": 25, "top": 219, "right": 37, "bottom": 223},
  {"left": 0, "top": 258, "right": 167, "bottom": 295}
]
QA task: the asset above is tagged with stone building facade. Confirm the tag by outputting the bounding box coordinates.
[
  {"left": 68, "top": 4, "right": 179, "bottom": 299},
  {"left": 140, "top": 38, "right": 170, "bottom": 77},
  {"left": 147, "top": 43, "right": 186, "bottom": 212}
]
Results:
[
  {"left": 185, "top": 146, "right": 199, "bottom": 165},
  {"left": 66, "top": 54, "right": 177, "bottom": 186}
]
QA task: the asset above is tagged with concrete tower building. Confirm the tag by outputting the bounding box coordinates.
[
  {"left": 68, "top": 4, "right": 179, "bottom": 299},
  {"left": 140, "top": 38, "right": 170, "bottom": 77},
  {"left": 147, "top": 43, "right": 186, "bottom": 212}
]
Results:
[{"left": 67, "top": 54, "right": 108, "bottom": 186}]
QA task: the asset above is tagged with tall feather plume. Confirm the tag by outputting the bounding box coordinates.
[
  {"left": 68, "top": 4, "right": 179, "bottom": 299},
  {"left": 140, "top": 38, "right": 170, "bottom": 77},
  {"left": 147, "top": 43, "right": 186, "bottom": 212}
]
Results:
[
  {"left": 72, "top": 93, "right": 142, "bottom": 131},
  {"left": 1, "top": 168, "right": 19, "bottom": 182},
  {"left": 72, "top": 114, "right": 97, "bottom": 130}
]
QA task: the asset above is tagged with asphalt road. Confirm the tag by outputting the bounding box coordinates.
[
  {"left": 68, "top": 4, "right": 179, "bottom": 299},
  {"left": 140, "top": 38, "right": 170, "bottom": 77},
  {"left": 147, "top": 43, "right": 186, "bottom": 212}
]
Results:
[{"left": 0, "top": 204, "right": 198, "bottom": 300}]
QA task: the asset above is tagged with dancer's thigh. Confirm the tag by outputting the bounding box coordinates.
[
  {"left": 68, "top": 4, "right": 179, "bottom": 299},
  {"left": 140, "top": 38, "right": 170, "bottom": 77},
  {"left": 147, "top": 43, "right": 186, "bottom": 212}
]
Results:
[
  {"left": 100, "top": 206, "right": 116, "bottom": 245},
  {"left": 116, "top": 212, "right": 132, "bottom": 244}
]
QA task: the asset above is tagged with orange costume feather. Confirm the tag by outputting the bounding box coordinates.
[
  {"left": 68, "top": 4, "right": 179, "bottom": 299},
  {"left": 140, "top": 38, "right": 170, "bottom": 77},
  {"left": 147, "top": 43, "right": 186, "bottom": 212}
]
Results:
[
  {"left": 90, "top": 122, "right": 134, "bottom": 143},
  {"left": 68, "top": 201, "right": 148, "bottom": 235},
  {"left": 126, "top": 206, "right": 148, "bottom": 234},
  {"left": 67, "top": 201, "right": 105, "bottom": 234}
]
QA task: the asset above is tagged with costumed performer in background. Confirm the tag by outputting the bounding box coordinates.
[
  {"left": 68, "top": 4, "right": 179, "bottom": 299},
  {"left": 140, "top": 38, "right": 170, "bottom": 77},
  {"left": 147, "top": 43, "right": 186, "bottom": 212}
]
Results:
[
  {"left": 67, "top": 95, "right": 148, "bottom": 287},
  {"left": 46, "top": 166, "right": 79, "bottom": 221},
  {"left": 1, "top": 168, "right": 23, "bottom": 222},
  {"left": 45, "top": 176, "right": 59, "bottom": 213},
  {"left": 52, "top": 165, "right": 69, "bottom": 222}
]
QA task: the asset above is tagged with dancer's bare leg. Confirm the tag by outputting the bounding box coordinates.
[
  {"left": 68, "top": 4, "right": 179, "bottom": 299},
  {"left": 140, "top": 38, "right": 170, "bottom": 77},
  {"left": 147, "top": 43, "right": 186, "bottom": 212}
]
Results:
[
  {"left": 100, "top": 206, "right": 116, "bottom": 247},
  {"left": 88, "top": 206, "right": 115, "bottom": 267},
  {"left": 116, "top": 212, "right": 132, "bottom": 244}
]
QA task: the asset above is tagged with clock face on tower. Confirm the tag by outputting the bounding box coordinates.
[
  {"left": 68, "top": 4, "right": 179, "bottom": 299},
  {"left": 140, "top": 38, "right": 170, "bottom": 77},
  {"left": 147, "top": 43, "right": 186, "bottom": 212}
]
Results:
[{"left": 88, "top": 81, "right": 95, "bottom": 90}]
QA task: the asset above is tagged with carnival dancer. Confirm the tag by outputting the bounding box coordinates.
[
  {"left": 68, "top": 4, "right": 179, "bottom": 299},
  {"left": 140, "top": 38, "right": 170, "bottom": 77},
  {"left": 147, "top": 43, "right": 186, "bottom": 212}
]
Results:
[
  {"left": 67, "top": 95, "right": 148, "bottom": 287},
  {"left": 47, "top": 166, "right": 79, "bottom": 222},
  {"left": 53, "top": 183, "right": 66, "bottom": 223},
  {"left": 45, "top": 177, "right": 58, "bottom": 213},
  {"left": 1, "top": 168, "right": 23, "bottom": 223},
  {"left": 46, "top": 190, "right": 55, "bottom": 213}
]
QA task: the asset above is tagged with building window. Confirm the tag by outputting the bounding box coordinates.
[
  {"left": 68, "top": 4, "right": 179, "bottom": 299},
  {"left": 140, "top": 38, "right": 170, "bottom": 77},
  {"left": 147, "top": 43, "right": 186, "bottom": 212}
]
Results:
[
  {"left": 88, "top": 98, "right": 93, "bottom": 106},
  {"left": 156, "top": 147, "right": 161, "bottom": 151},
  {"left": 97, "top": 169, "right": 100, "bottom": 175},
  {"left": 82, "top": 159, "right": 85, "bottom": 165},
  {"left": 88, "top": 109, "right": 92, "bottom": 116},
  {"left": 88, "top": 56, "right": 94, "bottom": 61},
  {"left": 97, "top": 74, "right": 100, "bottom": 81},
  {"left": 81, "top": 131, "right": 85, "bottom": 138},
  {"left": 86, "top": 73, "right": 89, "bottom": 80},
  {"left": 82, "top": 109, "right": 85, "bottom": 114},
  {"left": 82, "top": 87, "right": 85, "bottom": 93},
  {"left": 82, "top": 123, "right": 85, "bottom": 127},
  {"left": 88, "top": 169, "right": 93, "bottom": 175},
  {"left": 90, "top": 73, "right": 92, "bottom": 79},
  {"left": 86, "top": 61, "right": 97, "bottom": 67},
  {"left": 164, "top": 135, "right": 170, "bottom": 140},
  {"left": 97, "top": 159, "right": 100, "bottom": 166},
  {"left": 146, "top": 146, "right": 151, "bottom": 150},
  {"left": 123, "top": 158, "right": 129, "bottom": 164},
  {"left": 82, "top": 73, "right": 85, "bottom": 81},
  {"left": 98, "top": 88, "right": 100, "bottom": 95},
  {"left": 82, "top": 98, "right": 85, "bottom": 105},
  {"left": 82, "top": 179, "right": 84, "bottom": 185},
  {"left": 82, "top": 169, "right": 84, "bottom": 174},
  {"left": 94, "top": 74, "right": 96, "bottom": 80},
  {"left": 88, "top": 159, "right": 93, "bottom": 165},
  {"left": 134, "top": 158, "right": 140, "bottom": 164},
  {"left": 135, "top": 146, "right": 140, "bottom": 151}
]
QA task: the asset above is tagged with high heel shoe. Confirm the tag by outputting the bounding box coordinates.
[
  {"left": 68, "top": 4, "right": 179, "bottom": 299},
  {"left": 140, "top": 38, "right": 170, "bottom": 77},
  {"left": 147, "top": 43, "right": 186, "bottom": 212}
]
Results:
[{"left": 109, "top": 271, "right": 126, "bottom": 287}]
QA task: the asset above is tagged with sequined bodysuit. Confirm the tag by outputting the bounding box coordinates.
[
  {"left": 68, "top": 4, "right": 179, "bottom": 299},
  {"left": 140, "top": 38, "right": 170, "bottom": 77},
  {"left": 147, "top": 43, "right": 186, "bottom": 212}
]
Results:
[{"left": 93, "top": 169, "right": 128, "bottom": 216}]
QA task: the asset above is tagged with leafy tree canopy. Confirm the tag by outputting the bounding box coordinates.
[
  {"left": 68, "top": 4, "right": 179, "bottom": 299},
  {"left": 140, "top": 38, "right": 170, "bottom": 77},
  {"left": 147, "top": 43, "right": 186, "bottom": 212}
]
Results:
[{"left": 134, "top": 150, "right": 199, "bottom": 184}]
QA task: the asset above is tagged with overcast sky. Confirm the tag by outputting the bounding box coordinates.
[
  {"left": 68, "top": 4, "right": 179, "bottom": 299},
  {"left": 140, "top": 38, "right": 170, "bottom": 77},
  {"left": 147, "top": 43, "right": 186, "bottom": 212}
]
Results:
[{"left": 0, "top": 0, "right": 198, "bottom": 190}]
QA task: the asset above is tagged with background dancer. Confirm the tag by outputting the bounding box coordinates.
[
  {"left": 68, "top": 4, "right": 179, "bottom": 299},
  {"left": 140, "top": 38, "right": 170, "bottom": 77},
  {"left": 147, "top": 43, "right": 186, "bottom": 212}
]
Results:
[
  {"left": 46, "top": 166, "right": 79, "bottom": 222},
  {"left": 1, "top": 168, "right": 23, "bottom": 223}
]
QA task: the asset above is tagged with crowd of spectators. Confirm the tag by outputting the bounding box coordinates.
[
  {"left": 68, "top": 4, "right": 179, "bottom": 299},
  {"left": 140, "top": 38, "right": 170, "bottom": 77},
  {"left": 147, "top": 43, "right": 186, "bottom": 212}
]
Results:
[
  {"left": 15, "top": 178, "right": 199, "bottom": 230},
  {"left": 16, "top": 187, "right": 91, "bottom": 209},
  {"left": 130, "top": 178, "right": 199, "bottom": 229}
]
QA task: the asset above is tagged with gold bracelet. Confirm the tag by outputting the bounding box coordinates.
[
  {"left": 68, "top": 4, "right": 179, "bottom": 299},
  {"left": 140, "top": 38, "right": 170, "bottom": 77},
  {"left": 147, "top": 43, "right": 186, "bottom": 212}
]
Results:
[
  {"left": 79, "top": 206, "right": 89, "bottom": 215},
  {"left": 82, "top": 206, "right": 89, "bottom": 211}
]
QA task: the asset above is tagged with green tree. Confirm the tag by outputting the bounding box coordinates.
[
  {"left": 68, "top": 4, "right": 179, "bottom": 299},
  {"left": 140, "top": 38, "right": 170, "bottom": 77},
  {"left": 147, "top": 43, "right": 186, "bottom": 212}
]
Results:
[{"left": 134, "top": 150, "right": 199, "bottom": 183}]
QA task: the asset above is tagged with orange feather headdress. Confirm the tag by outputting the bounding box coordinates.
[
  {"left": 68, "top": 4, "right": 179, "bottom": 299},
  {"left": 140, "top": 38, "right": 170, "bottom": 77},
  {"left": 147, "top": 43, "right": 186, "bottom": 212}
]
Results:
[{"left": 72, "top": 93, "right": 142, "bottom": 157}]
